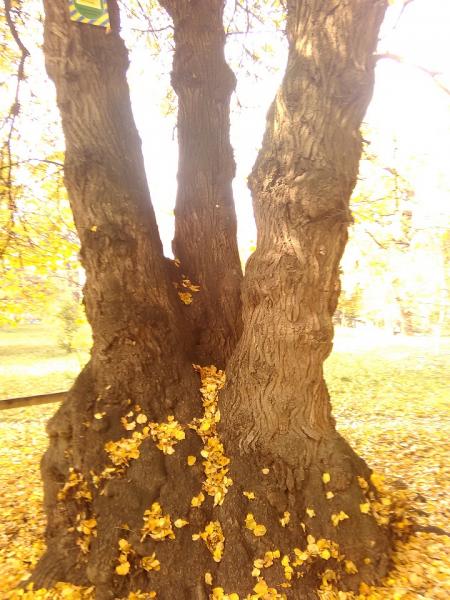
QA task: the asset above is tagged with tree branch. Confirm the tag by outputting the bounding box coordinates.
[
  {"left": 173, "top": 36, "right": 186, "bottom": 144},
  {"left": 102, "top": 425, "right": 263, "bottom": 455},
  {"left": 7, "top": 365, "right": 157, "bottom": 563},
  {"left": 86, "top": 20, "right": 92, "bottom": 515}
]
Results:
[
  {"left": 376, "top": 52, "right": 450, "bottom": 97},
  {"left": 1, "top": 0, "right": 31, "bottom": 259}
]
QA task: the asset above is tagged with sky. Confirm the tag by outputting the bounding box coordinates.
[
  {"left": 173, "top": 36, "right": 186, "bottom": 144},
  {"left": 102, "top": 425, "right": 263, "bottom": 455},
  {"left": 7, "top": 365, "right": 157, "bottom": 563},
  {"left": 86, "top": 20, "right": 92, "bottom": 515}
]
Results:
[
  {"left": 124, "top": 0, "right": 450, "bottom": 258},
  {"left": 5, "top": 0, "right": 450, "bottom": 259}
]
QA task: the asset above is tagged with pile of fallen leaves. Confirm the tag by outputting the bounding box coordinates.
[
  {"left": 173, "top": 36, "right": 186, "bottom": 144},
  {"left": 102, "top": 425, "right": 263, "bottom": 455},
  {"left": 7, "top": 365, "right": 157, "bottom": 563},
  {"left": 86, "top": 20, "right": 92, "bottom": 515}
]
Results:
[{"left": 0, "top": 336, "right": 449, "bottom": 599}]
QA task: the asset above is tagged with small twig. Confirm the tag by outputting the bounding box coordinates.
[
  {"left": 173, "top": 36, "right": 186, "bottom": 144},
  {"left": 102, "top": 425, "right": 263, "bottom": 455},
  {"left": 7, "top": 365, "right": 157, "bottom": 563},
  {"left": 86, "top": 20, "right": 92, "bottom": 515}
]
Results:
[
  {"left": 364, "top": 229, "right": 387, "bottom": 250},
  {"left": 412, "top": 524, "right": 450, "bottom": 537},
  {"left": 0, "top": 158, "right": 64, "bottom": 170},
  {"left": 391, "top": 0, "right": 416, "bottom": 31}
]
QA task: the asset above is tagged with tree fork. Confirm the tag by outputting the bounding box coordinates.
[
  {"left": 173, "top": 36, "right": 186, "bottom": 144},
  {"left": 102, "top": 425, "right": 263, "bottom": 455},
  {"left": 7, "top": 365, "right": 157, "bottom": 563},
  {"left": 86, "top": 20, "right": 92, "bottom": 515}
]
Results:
[
  {"left": 160, "top": 0, "right": 243, "bottom": 368},
  {"left": 218, "top": 0, "right": 392, "bottom": 595}
]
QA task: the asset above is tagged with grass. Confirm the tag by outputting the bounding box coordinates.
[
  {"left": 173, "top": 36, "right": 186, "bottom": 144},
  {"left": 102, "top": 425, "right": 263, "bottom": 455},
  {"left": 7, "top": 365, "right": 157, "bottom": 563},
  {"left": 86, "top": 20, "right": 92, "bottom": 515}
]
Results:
[
  {"left": 0, "top": 325, "right": 89, "bottom": 401},
  {"left": 0, "top": 325, "right": 449, "bottom": 598}
]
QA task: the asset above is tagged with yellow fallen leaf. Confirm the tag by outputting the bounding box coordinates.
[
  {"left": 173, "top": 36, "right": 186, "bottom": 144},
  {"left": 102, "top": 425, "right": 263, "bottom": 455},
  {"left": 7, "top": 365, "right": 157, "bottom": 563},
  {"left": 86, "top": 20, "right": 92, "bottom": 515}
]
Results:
[
  {"left": 187, "top": 455, "right": 196, "bottom": 466},
  {"left": 141, "top": 553, "right": 160, "bottom": 572},
  {"left": 174, "top": 518, "right": 189, "bottom": 528},
  {"left": 345, "top": 560, "right": 358, "bottom": 574},
  {"left": 280, "top": 511, "right": 290, "bottom": 526},
  {"left": 253, "top": 580, "right": 269, "bottom": 594},
  {"left": 322, "top": 472, "right": 331, "bottom": 484},
  {"left": 191, "top": 492, "right": 205, "bottom": 507},
  {"left": 253, "top": 524, "right": 267, "bottom": 536},
  {"left": 331, "top": 511, "right": 350, "bottom": 526},
  {"left": 118, "top": 538, "right": 131, "bottom": 551},
  {"left": 115, "top": 561, "right": 130, "bottom": 575}
]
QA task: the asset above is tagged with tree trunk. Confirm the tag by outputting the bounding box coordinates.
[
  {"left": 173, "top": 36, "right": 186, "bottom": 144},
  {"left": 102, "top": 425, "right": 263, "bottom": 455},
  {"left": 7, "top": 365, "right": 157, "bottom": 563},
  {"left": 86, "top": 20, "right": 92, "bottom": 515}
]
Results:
[
  {"left": 218, "top": 0, "right": 391, "bottom": 595},
  {"left": 32, "top": 1, "right": 395, "bottom": 598},
  {"left": 160, "top": 0, "right": 243, "bottom": 368},
  {"left": 35, "top": 2, "right": 206, "bottom": 596}
]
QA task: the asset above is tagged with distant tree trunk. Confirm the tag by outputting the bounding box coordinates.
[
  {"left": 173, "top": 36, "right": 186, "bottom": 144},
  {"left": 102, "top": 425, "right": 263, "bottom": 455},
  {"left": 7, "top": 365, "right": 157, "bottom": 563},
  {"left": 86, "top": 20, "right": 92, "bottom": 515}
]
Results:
[
  {"left": 35, "top": 2, "right": 204, "bottom": 596},
  {"left": 218, "top": 0, "right": 391, "bottom": 594},
  {"left": 160, "top": 0, "right": 243, "bottom": 367}
]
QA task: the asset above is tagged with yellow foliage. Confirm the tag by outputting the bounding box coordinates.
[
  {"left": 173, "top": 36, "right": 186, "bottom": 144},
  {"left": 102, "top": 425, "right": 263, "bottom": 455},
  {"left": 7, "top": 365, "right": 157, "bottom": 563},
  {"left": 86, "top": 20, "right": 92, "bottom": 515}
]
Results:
[{"left": 148, "top": 416, "right": 185, "bottom": 454}]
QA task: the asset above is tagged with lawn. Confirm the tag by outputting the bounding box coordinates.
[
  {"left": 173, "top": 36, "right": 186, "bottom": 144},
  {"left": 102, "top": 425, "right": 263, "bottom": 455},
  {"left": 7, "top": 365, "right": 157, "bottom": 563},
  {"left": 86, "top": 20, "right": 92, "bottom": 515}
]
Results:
[
  {"left": 0, "top": 326, "right": 449, "bottom": 599},
  {"left": 0, "top": 325, "right": 89, "bottom": 402}
]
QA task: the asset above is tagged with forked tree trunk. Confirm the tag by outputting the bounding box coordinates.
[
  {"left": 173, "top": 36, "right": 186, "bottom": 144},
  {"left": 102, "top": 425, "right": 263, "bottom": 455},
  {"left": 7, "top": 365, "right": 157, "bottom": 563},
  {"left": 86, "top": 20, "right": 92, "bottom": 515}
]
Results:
[
  {"left": 160, "top": 0, "right": 243, "bottom": 367},
  {"left": 35, "top": 2, "right": 206, "bottom": 597},
  {"left": 217, "top": 0, "right": 391, "bottom": 595},
  {"left": 33, "top": 1, "right": 394, "bottom": 599}
]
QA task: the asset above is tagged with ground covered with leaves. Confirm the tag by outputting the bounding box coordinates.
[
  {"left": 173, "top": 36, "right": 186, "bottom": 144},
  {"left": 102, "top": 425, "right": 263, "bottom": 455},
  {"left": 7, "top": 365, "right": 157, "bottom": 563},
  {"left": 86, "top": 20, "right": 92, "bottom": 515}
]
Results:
[{"left": 0, "top": 327, "right": 449, "bottom": 599}]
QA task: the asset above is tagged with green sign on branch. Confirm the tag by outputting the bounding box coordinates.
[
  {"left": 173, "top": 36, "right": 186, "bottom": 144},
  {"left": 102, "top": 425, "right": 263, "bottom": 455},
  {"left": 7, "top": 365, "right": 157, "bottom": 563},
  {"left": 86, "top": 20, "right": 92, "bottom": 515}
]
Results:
[{"left": 69, "top": 0, "right": 110, "bottom": 28}]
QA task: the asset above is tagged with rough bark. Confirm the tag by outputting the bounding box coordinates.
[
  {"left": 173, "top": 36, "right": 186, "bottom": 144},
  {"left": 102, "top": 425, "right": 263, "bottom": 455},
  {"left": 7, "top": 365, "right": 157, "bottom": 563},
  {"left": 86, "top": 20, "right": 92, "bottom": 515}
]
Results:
[
  {"left": 32, "top": 1, "right": 395, "bottom": 598},
  {"left": 35, "top": 2, "right": 207, "bottom": 597},
  {"left": 160, "top": 0, "right": 243, "bottom": 368},
  {"left": 218, "top": 0, "right": 392, "bottom": 595}
]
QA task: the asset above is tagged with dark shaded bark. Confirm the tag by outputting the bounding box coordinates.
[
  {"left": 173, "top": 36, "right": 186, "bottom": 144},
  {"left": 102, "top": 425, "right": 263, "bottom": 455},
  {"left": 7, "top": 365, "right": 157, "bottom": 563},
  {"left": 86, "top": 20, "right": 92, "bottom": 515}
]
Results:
[
  {"left": 218, "top": 0, "right": 392, "bottom": 595},
  {"left": 34, "top": 2, "right": 208, "bottom": 597},
  {"left": 160, "top": 0, "right": 243, "bottom": 368}
]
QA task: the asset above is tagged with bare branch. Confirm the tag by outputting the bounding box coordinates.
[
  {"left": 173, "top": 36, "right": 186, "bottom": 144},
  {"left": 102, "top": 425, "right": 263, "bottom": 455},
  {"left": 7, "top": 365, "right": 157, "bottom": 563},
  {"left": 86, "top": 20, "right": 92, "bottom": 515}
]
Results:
[
  {"left": 391, "top": 0, "right": 416, "bottom": 31},
  {"left": 1, "top": 0, "right": 31, "bottom": 259},
  {"left": 376, "top": 52, "right": 450, "bottom": 97}
]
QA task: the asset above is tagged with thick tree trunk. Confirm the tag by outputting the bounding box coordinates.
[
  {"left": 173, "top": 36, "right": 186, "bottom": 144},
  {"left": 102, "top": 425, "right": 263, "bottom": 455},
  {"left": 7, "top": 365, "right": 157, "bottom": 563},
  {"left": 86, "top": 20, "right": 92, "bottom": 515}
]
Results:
[
  {"left": 32, "top": 1, "right": 395, "bottom": 599},
  {"left": 160, "top": 0, "right": 243, "bottom": 368},
  {"left": 218, "top": 0, "right": 392, "bottom": 595},
  {"left": 35, "top": 2, "right": 206, "bottom": 597}
]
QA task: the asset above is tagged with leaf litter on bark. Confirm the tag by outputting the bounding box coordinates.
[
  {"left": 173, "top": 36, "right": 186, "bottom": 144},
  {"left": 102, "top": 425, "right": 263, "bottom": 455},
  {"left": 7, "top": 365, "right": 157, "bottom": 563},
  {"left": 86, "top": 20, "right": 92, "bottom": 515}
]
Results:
[{"left": 1, "top": 346, "right": 449, "bottom": 599}]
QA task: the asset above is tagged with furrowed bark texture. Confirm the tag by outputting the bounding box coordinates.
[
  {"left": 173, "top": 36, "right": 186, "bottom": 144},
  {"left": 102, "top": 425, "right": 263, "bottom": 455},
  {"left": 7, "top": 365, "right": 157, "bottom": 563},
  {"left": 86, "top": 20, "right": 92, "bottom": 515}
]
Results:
[
  {"left": 36, "top": 2, "right": 211, "bottom": 597},
  {"left": 160, "top": 0, "right": 243, "bottom": 368},
  {"left": 218, "top": 0, "right": 391, "bottom": 595}
]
